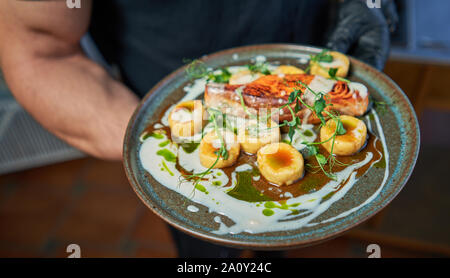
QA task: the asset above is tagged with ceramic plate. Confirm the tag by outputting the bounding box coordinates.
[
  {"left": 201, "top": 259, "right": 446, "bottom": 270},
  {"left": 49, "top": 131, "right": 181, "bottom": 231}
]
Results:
[{"left": 123, "top": 44, "right": 420, "bottom": 249}]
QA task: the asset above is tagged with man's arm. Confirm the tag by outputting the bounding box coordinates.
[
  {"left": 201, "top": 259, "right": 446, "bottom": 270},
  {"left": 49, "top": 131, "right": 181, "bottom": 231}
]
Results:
[{"left": 0, "top": 0, "right": 139, "bottom": 160}]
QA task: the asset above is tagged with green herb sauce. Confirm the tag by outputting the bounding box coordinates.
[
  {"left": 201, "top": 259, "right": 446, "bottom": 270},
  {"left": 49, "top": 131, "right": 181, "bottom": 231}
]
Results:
[
  {"left": 227, "top": 171, "right": 272, "bottom": 202},
  {"left": 150, "top": 132, "right": 165, "bottom": 139},
  {"left": 181, "top": 142, "right": 200, "bottom": 154},
  {"left": 158, "top": 140, "right": 170, "bottom": 147},
  {"left": 195, "top": 184, "right": 208, "bottom": 194},
  {"left": 156, "top": 149, "right": 176, "bottom": 163}
]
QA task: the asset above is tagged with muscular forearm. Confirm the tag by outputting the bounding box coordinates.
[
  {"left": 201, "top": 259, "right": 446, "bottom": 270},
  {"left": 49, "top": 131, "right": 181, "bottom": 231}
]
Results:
[{"left": 1, "top": 47, "right": 139, "bottom": 160}]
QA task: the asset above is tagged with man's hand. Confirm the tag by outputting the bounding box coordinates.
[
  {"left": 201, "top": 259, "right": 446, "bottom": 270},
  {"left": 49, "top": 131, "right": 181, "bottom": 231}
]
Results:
[
  {"left": 0, "top": 0, "right": 139, "bottom": 160},
  {"left": 326, "top": 0, "right": 399, "bottom": 70}
]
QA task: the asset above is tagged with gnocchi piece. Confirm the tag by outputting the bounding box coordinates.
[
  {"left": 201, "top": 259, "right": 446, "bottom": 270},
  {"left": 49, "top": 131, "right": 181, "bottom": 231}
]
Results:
[
  {"left": 199, "top": 129, "right": 240, "bottom": 168},
  {"left": 320, "top": 115, "right": 367, "bottom": 156},
  {"left": 273, "top": 65, "right": 305, "bottom": 75},
  {"left": 168, "top": 100, "right": 206, "bottom": 138},
  {"left": 257, "top": 143, "right": 304, "bottom": 186},
  {"left": 237, "top": 119, "right": 280, "bottom": 154},
  {"left": 229, "top": 70, "right": 263, "bottom": 85},
  {"left": 310, "top": 51, "right": 350, "bottom": 78}
]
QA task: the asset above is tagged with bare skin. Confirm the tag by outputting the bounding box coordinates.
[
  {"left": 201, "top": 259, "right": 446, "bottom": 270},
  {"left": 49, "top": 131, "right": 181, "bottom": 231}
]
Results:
[{"left": 0, "top": 0, "right": 139, "bottom": 160}]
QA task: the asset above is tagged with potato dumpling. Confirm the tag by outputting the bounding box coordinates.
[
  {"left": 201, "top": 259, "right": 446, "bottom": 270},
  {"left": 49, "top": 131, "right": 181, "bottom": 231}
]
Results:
[
  {"left": 273, "top": 65, "right": 305, "bottom": 75},
  {"left": 168, "top": 100, "right": 206, "bottom": 138},
  {"left": 237, "top": 119, "right": 280, "bottom": 154},
  {"left": 257, "top": 143, "right": 304, "bottom": 186},
  {"left": 310, "top": 51, "right": 350, "bottom": 78},
  {"left": 199, "top": 129, "right": 240, "bottom": 169},
  {"left": 229, "top": 69, "right": 263, "bottom": 85},
  {"left": 320, "top": 115, "right": 367, "bottom": 156}
]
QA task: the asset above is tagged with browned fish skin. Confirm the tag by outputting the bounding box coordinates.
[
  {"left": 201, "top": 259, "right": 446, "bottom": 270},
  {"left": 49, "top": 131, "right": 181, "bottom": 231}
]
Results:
[{"left": 204, "top": 74, "right": 369, "bottom": 124}]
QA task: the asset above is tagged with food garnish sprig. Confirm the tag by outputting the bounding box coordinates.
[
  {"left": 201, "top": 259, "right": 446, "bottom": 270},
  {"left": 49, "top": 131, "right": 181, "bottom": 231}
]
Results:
[
  {"left": 185, "top": 59, "right": 232, "bottom": 83},
  {"left": 369, "top": 95, "right": 391, "bottom": 115},
  {"left": 304, "top": 49, "right": 333, "bottom": 73},
  {"left": 235, "top": 78, "right": 348, "bottom": 179},
  {"left": 185, "top": 59, "right": 272, "bottom": 83},
  {"left": 295, "top": 81, "right": 349, "bottom": 179},
  {"left": 305, "top": 49, "right": 350, "bottom": 83},
  {"left": 247, "top": 62, "right": 271, "bottom": 75},
  {"left": 185, "top": 58, "right": 349, "bottom": 180},
  {"left": 179, "top": 108, "right": 229, "bottom": 194}
]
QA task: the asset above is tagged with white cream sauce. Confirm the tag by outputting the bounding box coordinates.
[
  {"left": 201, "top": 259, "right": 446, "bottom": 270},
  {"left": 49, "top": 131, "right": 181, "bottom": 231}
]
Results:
[
  {"left": 187, "top": 205, "right": 199, "bottom": 213},
  {"left": 306, "top": 75, "right": 369, "bottom": 105},
  {"left": 349, "top": 82, "right": 368, "bottom": 99},
  {"left": 143, "top": 62, "right": 388, "bottom": 235},
  {"left": 281, "top": 124, "right": 316, "bottom": 151},
  {"left": 170, "top": 108, "right": 192, "bottom": 123}
]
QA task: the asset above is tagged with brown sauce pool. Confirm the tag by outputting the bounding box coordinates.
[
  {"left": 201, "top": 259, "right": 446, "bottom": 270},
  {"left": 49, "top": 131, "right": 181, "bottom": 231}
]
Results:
[{"left": 143, "top": 107, "right": 384, "bottom": 203}]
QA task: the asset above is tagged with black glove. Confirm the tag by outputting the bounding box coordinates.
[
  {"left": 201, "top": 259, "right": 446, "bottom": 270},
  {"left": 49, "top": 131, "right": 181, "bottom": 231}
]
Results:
[{"left": 326, "top": 0, "right": 399, "bottom": 70}]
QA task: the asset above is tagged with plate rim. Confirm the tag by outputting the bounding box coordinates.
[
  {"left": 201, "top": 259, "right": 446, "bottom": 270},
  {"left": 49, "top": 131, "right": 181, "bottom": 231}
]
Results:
[{"left": 123, "top": 43, "right": 420, "bottom": 250}]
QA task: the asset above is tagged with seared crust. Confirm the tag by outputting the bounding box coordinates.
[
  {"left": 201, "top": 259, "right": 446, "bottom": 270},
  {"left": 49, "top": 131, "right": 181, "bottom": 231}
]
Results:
[{"left": 204, "top": 74, "right": 369, "bottom": 124}]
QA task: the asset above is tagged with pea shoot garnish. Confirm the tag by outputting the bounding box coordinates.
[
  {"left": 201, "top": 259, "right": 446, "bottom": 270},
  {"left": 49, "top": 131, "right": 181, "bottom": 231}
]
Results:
[
  {"left": 234, "top": 76, "right": 348, "bottom": 180},
  {"left": 328, "top": 68, "right": 351, "bottom": 83},
  {"left": 179, "top": 108, "right": 229, "bottom": 194},
  {"left": 369, "top": 95, "right": 391, "bottom": 115},
  {"left": 305, "top": 49, "right": 333, "bottom": 73},
  {"left": 247, "top": 62, "right": 271, "bottom": 75},
  {"left": 184, "top": 58, "right": 354, "bottom": 181},
  {"left": 184, "top": 59, "right": 232, "bottom": 83}
]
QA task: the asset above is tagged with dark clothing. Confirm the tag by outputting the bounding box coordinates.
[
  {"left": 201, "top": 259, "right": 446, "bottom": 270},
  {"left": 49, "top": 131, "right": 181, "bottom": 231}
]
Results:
[
  {"left": 90, "top": 0, "right": 335, "bottom": 97},
  {"left": 89, "top": 0, "right": 335, "bottom": 257}
]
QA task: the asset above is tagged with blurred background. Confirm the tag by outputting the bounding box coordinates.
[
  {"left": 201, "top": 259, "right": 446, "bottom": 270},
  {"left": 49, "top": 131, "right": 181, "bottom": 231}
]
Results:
[{"left": 0, "top": 0, "right": 449, "bottom": 258}]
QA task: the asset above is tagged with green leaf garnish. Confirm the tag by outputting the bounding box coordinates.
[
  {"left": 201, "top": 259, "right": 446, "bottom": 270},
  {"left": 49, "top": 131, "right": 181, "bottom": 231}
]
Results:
[
  {"left": 247, "top": 62, "right": 271, "bottom": 75},
  {"left": 336, "top": 120, "right": 347, "bottom": 135},
  {"left": 207, "top": 68, "right": 231, "bottom": 83},
  {"left": 316, "top": 154, "right": 328, "bottom": 165},
  {"left": 328, "top": 68, "right": 338, "bottom": 78},
  {"left": 288, "top": 126, "right": 295, "bottom": 143}
]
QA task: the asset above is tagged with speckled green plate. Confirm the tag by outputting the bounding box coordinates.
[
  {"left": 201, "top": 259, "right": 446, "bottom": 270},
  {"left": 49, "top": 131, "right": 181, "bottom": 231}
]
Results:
[{"left": 123, "top": 44, "right": 420, "bottom": 250}]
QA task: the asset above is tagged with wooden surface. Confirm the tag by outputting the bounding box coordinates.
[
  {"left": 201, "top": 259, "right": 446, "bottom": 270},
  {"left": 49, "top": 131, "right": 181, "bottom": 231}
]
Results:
[{"left": 384, "top": 60, "right": 450, "bottom": 116}]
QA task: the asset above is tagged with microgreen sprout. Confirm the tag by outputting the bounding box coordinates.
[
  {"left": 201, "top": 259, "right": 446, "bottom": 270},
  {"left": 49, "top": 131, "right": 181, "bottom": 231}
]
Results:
[
  {"left": 328, "top": 68, "right": 351, "bottom": 83},
  {"left": 247, "top": 62, "right": 271, "bottom": 75},
  {"left": 233, "top": 73, "right": 349, "bottom": 179},
  {"left": 179, "top": 108, "right": 229, "bottom": 195},
  {"left": 184, "top": 59, "right": 231, "bottom": 83},
  {"left": 305, "top": 49, "right": 333, "bottom": 73},
  {"left": 369, "top": 95, "right": 391, "bottom": 115}
]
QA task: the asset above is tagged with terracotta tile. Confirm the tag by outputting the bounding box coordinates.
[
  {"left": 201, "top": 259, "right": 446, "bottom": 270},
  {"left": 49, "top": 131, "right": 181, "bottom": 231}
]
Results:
[
  {"left": 53, "top": 188, "right": 141, "bottom": 247},
  {"left": 81, "top": 159, "right": 131, "bottom": 192},
  {"left": 131, "top": 207, "right": 176, "bottom": 250},
  {"left": 0, "top": 187, "right": 71, "bottom": 249}
]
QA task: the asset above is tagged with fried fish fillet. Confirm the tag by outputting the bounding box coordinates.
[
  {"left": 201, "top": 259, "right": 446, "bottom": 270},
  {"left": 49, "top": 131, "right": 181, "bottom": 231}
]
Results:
[{"left": 204, "top": 74, "right": 369, "bottom": 124}]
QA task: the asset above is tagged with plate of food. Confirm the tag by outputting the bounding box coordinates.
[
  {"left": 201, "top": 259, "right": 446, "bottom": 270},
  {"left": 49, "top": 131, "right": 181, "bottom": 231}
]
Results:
[{"left": 123, "top": 44, "right": 420, "bottom": 249}]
